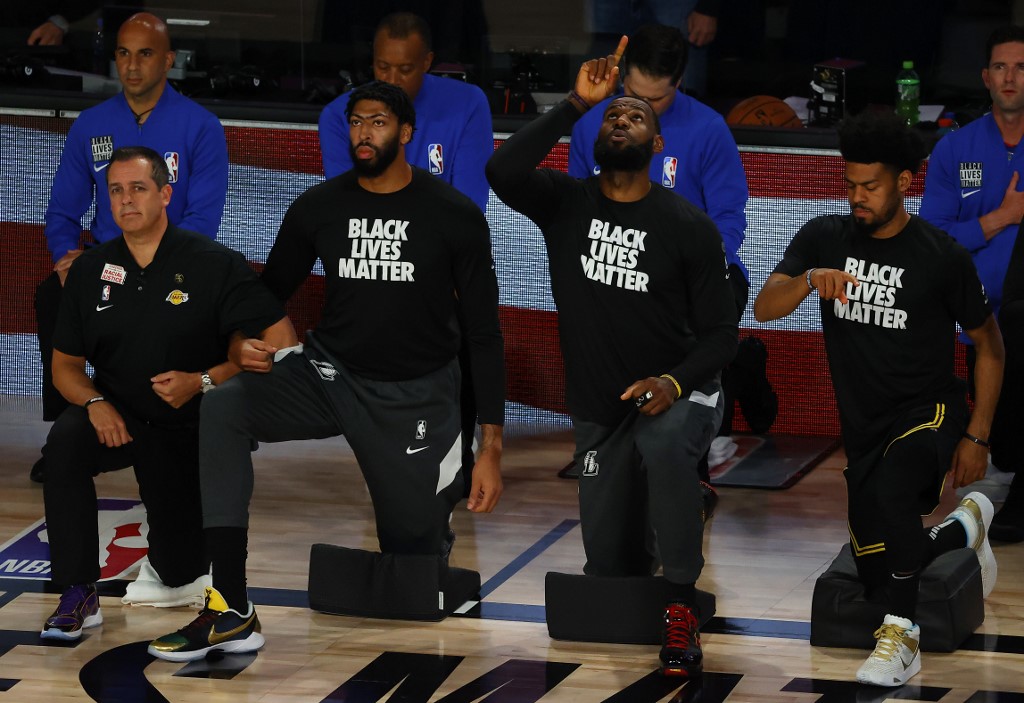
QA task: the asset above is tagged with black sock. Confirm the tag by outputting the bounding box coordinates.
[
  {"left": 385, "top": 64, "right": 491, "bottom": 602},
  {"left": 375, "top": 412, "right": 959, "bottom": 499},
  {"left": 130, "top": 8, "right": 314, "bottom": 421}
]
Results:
[
  {"left": 667, "top": 582, "right": 697, "bottom": 611},
  {"left": 206, "top": 526, "right": 249, "bottom": 612},
  {"left": 926, "top": 518, "right": 968, "bottom": 560},
  {"left": 886, "top": 571, "right": 920, "bottom": 622}
]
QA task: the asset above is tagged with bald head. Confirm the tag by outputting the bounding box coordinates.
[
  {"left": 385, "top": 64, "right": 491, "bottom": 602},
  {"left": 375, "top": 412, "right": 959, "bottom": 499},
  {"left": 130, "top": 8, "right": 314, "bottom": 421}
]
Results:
[
  {"left": 115, "top": 13, "right": 174, "bottom": 109},
  {"left": 118, "top": 13, "right": 171, "bottom": 53}
]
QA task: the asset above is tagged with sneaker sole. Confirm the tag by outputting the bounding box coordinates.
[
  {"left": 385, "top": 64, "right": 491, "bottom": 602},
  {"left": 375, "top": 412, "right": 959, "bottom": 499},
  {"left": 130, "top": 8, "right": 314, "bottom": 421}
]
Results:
[
  {"left": 660, "top": 664, "right": 703, "bottom": 678},
  {"left": 40, "top": 610, "right": 103, "bottom": 641},
  {"left": 148, "top": 631, "right": 265, "bottom": 662},
  {"left": 961, "top": 492, "right": 997, "bottom": 598},
  {"left": 855, "top": 652, "right": 921, "bottom": 687}
]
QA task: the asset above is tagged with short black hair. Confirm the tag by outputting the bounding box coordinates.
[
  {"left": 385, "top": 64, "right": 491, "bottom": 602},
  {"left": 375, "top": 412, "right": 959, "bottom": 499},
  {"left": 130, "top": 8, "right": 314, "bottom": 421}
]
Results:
[
  {"left": 622, "top": 24, "right": 688, "bottom": 86},
  {"left": 837, "top": 111, "right": 926, "bottom": 175},
  {"left": 985, "top": 25, "right": 1024, "bottom": 66},
  {"left": 376, "top": 12, "right": 432, "bottom": 52},
  {"left": 107, "top": 145, "right": 170, "bottom": 188},
  {"left": 345, "top": 80, "right": 417, "bottom": 130}
]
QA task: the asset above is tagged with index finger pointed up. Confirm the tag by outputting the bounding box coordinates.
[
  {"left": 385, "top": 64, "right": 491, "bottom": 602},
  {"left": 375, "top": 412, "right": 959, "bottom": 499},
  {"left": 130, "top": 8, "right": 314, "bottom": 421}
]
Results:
[{"left": 612, "top": 35, "right": 628, "bottom": 64}]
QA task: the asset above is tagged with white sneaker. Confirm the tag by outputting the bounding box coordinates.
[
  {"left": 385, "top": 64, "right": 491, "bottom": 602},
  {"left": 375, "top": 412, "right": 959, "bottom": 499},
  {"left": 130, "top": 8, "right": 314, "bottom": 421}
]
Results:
[
  {"left": 944, "top": 491, "right": 997, "bottom": 598},
  {"left": 708, "top": 436, "right": 738, "bottom": 467},
  {"left": 122, "top": 561, "right": 211, "bottom": 608},
  {"left": 855, "top": 614, "right": 921, "bottom": 687}
]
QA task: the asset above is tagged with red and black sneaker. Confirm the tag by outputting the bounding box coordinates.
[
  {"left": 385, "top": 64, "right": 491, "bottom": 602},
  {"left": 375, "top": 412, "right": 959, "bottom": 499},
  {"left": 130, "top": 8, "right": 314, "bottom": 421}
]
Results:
[
  {"left": 700, "top": 481, "right": 719, "bottom": 523},
  {"left": 660, "top": 602, "right": 703, "bottom": 678}
]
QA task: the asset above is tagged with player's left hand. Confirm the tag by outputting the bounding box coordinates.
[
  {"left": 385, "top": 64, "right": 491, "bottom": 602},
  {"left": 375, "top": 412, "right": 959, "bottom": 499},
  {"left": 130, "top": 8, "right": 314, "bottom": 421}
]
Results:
[
  {"left": 467, "top": 448, "right": 503, "bottom": 513},
  {"left": 949, "top": 438, "right": 988, "bottom": 489},
  {"left": 621, "top": 376, "right": 678, "bottom": 416},
  {"left": 150, "top": 370, "right": 201, "bottom": 408}
]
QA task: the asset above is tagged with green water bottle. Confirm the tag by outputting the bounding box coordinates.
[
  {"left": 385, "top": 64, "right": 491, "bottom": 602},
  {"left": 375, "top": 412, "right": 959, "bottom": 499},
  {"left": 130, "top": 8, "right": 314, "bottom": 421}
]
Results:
[{"left": 895, "top": 60, "right": 920, "bottom": 126}]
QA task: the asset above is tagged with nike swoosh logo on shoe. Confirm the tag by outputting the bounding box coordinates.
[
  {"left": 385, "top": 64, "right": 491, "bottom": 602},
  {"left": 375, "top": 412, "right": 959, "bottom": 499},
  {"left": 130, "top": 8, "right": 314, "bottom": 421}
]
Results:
[{"left": 208, "top": 614, "right": 256, "bottom": 644}]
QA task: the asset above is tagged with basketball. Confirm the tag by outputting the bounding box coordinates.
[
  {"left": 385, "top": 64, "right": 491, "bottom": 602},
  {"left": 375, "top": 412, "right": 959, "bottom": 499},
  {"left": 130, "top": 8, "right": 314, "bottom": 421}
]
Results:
[{"left": 726, "top": 95, "right": 803, "bottom": 128}]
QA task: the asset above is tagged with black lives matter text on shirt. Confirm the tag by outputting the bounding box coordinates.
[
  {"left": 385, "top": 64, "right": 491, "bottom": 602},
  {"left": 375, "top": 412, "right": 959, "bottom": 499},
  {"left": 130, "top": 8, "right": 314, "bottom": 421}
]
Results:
[{"left": 774, "top": 215, "right": 990, "bottom": 459}]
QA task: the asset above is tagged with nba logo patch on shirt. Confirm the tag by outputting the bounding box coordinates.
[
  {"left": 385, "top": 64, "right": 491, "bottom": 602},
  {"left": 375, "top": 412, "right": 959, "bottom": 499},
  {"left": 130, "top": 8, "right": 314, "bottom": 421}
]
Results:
[
  {"left": 416, "top": 420, "right": 427, "bottom": 439},
  {"left": 164, "top": 151, "right": 179, "bottom": 183},
  {"left": 662, "top": 157, "right": 678, "bottom": 188},
  {"left": 101, "top": 284, "right": 111, "bottom": 301},
  {"left": 959, "top": 161, "right": 982, "bottom": 189},
  {"left": 428, "top": 143, "right": 444, "bottom": 175},
  {"left": 100, "top": 263, "right": 126, "bottom": 285},
  {"left": 90, "top": 135, "right": 114, "bottom": 172}
]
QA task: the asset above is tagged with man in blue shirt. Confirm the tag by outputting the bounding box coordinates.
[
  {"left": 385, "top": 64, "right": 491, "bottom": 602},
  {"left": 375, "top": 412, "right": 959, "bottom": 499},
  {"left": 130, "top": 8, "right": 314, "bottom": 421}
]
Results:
[
  {"left": 318, "top": 12, "right": 493, "bottom": 212},
  {"left": 920, "top": 25, "right": 1024, "bottom": 541},
  {"left": 33, "top": 13, "right": 228, "bottom": 499}
]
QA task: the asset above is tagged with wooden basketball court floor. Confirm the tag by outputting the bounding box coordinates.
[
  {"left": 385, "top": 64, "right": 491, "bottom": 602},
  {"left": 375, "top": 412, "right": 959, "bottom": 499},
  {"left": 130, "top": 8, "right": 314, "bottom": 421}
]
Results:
[{"left": 0, "top": 395, "right": 1022, "bottom": 702}]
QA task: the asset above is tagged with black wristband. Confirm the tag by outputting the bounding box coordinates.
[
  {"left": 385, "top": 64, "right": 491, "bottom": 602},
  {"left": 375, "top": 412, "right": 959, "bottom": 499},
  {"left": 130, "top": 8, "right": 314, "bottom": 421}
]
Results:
[
  {"left": 83, "top": 395, "right": 106, "bottom": 408},
  {"left": 962, "top": 432, "right": 991, "bottom": 448},
  {"left": 567, "top": 90, "right": 591, "bottom": 111}
]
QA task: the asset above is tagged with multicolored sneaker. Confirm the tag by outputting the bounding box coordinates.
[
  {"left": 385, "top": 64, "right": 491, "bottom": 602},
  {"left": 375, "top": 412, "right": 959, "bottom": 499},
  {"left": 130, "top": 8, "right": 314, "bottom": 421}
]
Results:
[
  {"left": 855, "top": 614, "right": 920, "bottom": 686},
  {"left": 40, "top": 584, "right": 102, "bottom": 641},
  {"left": 147, "top": 586, "right": 264, "bottom": 662},
  {"left": 944, "top": 491, "right": 997, "bottom": 597},
  {"left": 122, "top": 560, "right": 211, "bottom": 608},
  {"left": 659, "top": 602, "right": 703, "bottom": 678}
]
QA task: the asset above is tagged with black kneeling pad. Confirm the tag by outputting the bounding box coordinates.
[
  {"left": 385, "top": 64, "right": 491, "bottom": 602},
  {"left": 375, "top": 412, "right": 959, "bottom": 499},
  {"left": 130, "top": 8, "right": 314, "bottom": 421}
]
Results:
[
  {"left": 308, "top": 544, "right": 480, "bottom": 621},
  {"left": 810, "top": 544, "right": 983, "bottom": 652},
  {"left": 545, "top": 572, "right": 716, "bottom": 644}
]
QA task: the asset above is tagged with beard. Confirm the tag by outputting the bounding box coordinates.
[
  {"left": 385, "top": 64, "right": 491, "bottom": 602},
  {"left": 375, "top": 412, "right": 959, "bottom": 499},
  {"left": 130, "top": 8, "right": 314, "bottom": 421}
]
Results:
[
  {"left": 593, "top": 137, "right": 654, "bottom": 173},
  {"left": 850, "top": 200, "right": 898, "bottom": 237},
  {"left": 349, "top": 136, "right": 400, "bottom": 177}
]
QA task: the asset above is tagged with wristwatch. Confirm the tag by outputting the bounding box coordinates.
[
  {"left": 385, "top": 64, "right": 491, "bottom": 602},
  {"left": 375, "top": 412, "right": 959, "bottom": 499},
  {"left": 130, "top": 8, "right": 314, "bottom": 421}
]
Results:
[{"left": 200, "top": 371, "right": 216, "bottom": 394}]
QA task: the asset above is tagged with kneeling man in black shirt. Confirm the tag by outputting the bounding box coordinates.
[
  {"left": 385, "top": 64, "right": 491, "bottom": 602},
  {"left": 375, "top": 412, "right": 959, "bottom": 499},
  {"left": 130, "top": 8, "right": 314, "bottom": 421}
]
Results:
[
  {"left": 754, "top": 112, "right": 1004, "bottom": 687},
  {"left": 149, "top": 82, "right": 505, "bottom": 662},
  {"left": 487, "top": 37, "right": 738, "bottom": 679}
]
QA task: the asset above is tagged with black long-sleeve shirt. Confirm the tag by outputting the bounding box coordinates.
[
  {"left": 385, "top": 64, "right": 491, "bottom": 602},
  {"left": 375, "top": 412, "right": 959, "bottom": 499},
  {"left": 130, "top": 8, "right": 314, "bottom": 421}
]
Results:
[
  {"left": 262, "top": 168, "right": 506, "bottom": 425},
  {"left": 486, "top": 100, "right": 737, "bottom": 425}
]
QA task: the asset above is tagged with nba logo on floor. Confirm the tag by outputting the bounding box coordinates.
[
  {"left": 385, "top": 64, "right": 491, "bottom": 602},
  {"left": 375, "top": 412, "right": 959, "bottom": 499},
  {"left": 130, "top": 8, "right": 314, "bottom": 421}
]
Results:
[
  {"left": 662, "top": 157, "right": 678, "bottom": 188},
  {"left": 428, "top": 143, "right": 444, "bottom": 175},
  {"left": 0, "top": 498, "right": 148, "bottom": 580},
  {"left": 164, "top": 151, "right": 180, "bottom": 183}
]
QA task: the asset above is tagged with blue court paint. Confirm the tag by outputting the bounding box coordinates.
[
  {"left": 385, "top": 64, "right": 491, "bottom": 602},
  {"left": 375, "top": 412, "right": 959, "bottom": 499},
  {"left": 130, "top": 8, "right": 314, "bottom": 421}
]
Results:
[
  {"left": 479, "top": 519, "right": 579, "bottom": 598},
  {"left": 703, "top": 616, "right": 811, "bottom": 640}
]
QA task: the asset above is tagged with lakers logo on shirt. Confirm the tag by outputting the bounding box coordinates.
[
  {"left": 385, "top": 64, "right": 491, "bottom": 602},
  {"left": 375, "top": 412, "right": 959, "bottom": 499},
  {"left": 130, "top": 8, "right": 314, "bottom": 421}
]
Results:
[
  {"left": 165, "top": 290, "right": 189, "bottom": 305},
  {"left": 581, "top": 450, "right": 599, "bottom": 476}
]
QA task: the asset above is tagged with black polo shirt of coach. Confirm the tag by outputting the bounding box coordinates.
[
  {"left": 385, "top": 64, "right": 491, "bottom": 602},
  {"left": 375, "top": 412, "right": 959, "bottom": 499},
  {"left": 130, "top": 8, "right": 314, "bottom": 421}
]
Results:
[{"left": 53, "top": 225, "right": 284, "bottom": 427}]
